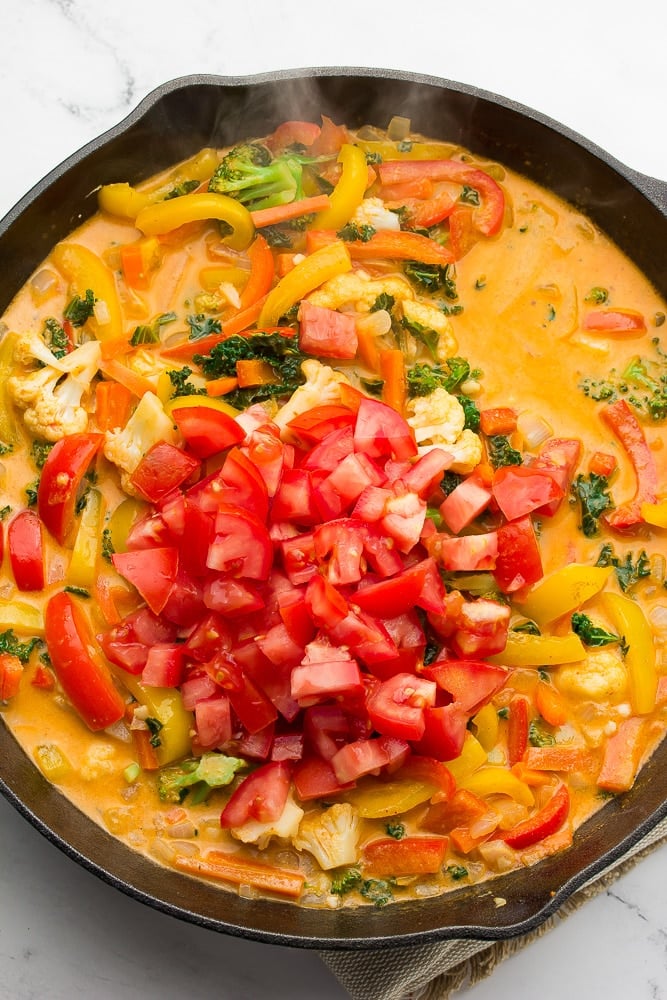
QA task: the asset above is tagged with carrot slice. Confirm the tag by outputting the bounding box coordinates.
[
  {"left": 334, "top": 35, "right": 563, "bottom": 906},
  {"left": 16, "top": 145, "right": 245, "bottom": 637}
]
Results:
[
  {"left": 95, "top": 381, "right": 133, "bottom": 431},
  {"left": 206, "top": 376, "right": 239, "bottom": 397},
  {"left": 99, "top": 360, "right": 156, "bottom": 399},
  {"left": 379, "top": 348, "right": 406, "bottom": 414},
  {"left": 160, "top": 298, "right": 266, "bottom": 360},
  {"left": 523, "top": 746, "right": 593, "bottom": 772},
  {"left": 535, "top": 681, "right": 569, "bottom": 727},
  {"left": 236, "top": 358, "right": 276, "bottom": 387},
  {"left": 250, "top": 194, "right": 330, "bottom": 229},
  {"left": 132, "top": 726, "right": 160, "bottom": 771},
  {"left": 173, "top": 850, "right": 305, "bottom": 899}
]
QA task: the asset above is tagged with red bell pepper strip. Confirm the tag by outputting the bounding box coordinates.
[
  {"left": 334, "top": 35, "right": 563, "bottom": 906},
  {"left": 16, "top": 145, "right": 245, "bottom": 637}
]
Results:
[
  {"left": 503, "top": 784, "right": 570, "bottom": 849},
  {"left": 238, "top": 234, "right": 275, "bottom": 310},
  {"left": 600, "top": 399, "right": 658, "bottom": 530},
  {"left": 377, "top": 159, "right": 505, "bottom": 236},
  {"left": 507, "top": 695, "right": 529, "bottom": 766},
  {"left": 37, "top": 432, "right": 104, "bottom": 544},
  {"left": 582, "top": 309, "right": 646, "bottom": 334},
  {"left": 361, "top": 836, "right": 448, "bottom": 876},
  {"left": 306, "top": 229, "right": 455, "bottom": 265},
  {"left": 7, "top": 511, "right": 45, "bottom": 591},
  {"left": 45, "top": 591, "right": 126, "bottom": 731}
]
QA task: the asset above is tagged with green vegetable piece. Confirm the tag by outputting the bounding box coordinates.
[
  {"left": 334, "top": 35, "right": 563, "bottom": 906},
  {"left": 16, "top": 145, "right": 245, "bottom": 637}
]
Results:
[
  {"left": 385, "top": 822, "right": 406, "bottom": 840},
  {"left": 64, "top": 289, "right": 96, "bottom": 327},
  {"left": 528, "top": 720, "right": 556, "bottom": 747},
  {"left": 164, "top": 179, "right": 200, "bottom": 200},
  {"left": 208, "top": 142, "right": 321, "bottom": 212},
  {"left": 330, "top": 868, "right": 362, "bottom": 895},
  {"left": 337, "top": 222, "right": 376, "bottom": 242},
  {"left": 186, "top": 314, "right": 222, "bottom": 342},
  {"left": 487, "top": 435, "right": 522, "bottom": 469},
  {"left": 570, "top": 473, "right": 614, "bottom": 537},
  {"left": 447, "top": 864, "right": 469, "bottom": 881},
  {"left": 595, "top": 544, "right": 651, "bottom": 593},
  {"left": 360, "top": 878, "right": 394, "bottom": 907},
  {"left": 0, "top": 629, "right": 40, "bottom": 664},
  {"left": 30, "top": 440, "right": 54, "bottom": 470},
  {"left": 571, "top": 611, "right": 623, "bottom": 647},
  {"left": 158, "top": 753, "right": 246, "bottom": 804},
  {"left": 167, "top": 366, "right": 207, "bottom": 399},
  {"left": 43, "top": 317, "right": 69, "bottom": 359}
]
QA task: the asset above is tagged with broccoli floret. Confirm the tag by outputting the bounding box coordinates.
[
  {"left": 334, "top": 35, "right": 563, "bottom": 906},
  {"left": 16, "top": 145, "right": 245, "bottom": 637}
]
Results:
[
  {"left": 487, "top": 434, "right": 523, "bottom": 469},
  {"left": 571, "top": 611, "right": 623, "bottom": 648},
  {"left": 163, "top": 179, "right": 200, "bottom": 200},
  {"left": 360, "top": 879, "right": 394, "bottom": 907},
  {"left": 385, "top": 822, "right": 406, "bottom": 840},
  {"left": 570, "top": 473, "right": 614, "bottom": 537},
  {"left": 0, "top": 629, "right": 40, "bottom": 664},
  {"left": 447, "top": 864, "right": 469, "bottom": 881},
  {"left": 330, "top": 868, "right": 362, "bottom": 896},
  {"left": 528, "top": 720, "right": 556, "bottom": 747},
  {"left": 158, "top": 753, "right": 246, "bottom": 804},
  {"left": 208, "top": 143, "right": 310, "bottom": 212}
]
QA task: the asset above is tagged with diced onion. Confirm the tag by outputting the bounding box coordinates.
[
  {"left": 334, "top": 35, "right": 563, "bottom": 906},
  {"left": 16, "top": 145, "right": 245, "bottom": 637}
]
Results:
[
  {"left": 94, "top": 298, "right": 110, "bottom": 324},
  {"left": 649, "top": 604, "right": 667, "bottom": 634},
  {"left": 166, "top": 820, "right": 197, "bottom": 839},
  {"left": 356, "top": 309, "right": 392, "bottom": 338},
  {"left": 650, "top": 554, "right": 666, "bottom": 583},
  {"left": 387, "top": 116, "right": 411, "bottom": 141},
  {"left": 30, "top": 268, "right": 58, "bottom": 298},
  {"left": 517, "top": 411, "right": 553, "bottom": 449}
]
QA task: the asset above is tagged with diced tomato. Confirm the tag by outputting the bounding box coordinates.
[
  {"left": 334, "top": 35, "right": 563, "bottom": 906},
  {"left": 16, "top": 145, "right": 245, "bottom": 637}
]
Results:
[
  {"left": 205, "top": 653, "right": 278, "bottom": 734},
  {"left": 304, "top": 575, "right": 349, "bottom": 629},
  {"left": 314, "top": 452, "right": 385, "bottom": 519},
  {"left": 531, "top": 437, "right": 582, "bottom": 516},
  {"left": 207, "top": 505, "right": 273, "bottom": 580},
  {"left": 180, "top": 671, "right": 219, "bottom": 710},
  {"left": 112, "top": 547, "right": 179, "bottom": 615},
  {"left": 242, "top": 426, "right": 285, "bottom": 497},
  {"left": 301, "top": 425, "right": 355, "bottom": 473},
  {"left": 439, "top": 473, "right": 492, "bottom": 534},
  {"left": 7, "top": 510, "right": 44, "bottom": 591},
  {"left": 381, "top": 489, "right": 427, "bottom": 553},
  {"left": 493, "top": 516, "right": 543, "bottom": 593},
  {"left": 203, "top": 577, "right": 265, "bottom": 616},
  {"left": 353, "top": 558, "right": 443, "bottom": 619},
  {"left": 44, "top": 592, "right": 126, "bottom": 731},
  {"left": 361, "top": 523, "right": 404, "bottom": 578},
  {"left": 129, "top": 441, "right": 200, "bottom": 503},
  {"left": 303, "top": 704, "right": 352, "bottom": 760},
  {"left": 228, "top": 722, "right": 275, "bottom": 761},
  {"left": 313, "top": 518, "right": 366, "bottom": 585},
  {"left": 195, "top": 694, "right": 233, "bottom": 749},
  {"left": 235, "top": 640, "right": 299, "bottom": 722},
  {"left": 331, "top": 735, "right": 410, "bottom": 783},
  {"left": 492, "top": 466, "right": 563, "bottom": 521},
  {"left": 401, "top": 448, "right": 453, "bottom": 498},
  {"left": 140, "top": 643, "right": 184, "bottom": 687},
  {"left": 190, "top": 447, "right": 269, "bottom": 521},
  {"left": 413, "top": 704, "right": 469, "bottom": 761},
  {"left": 354, "top": 397, "right": 418, "bottom": 462},
  {"left": 429, "top": 531, "right": 498, "bottom": 571},
  {"left": 271, "top": 730, "right": 304, "bottom": 761},
  {"left": 271, "top": 469, "right": 318, "bottom": 526},
  {"left": 362, "top": 836, "right": 448, "bottom": 876},
  {"left": 172, "top": 405, "right": 245, "bottom": 459},
  {"left": 424, "top": 658, "right": 508, "bottom": 714},
  {"left": 267, "top": 120, "right": 321, "bottom": 152},
  {"left": 220, "top": 760, "right": 291, "bottom": 827},
  {"left": 366, "top": 672, "right": 437, "bottom": 741},
  {"left": 183, "top": 612, "right": 233, "bottom": 662},
  {"left": 287, "top": 404, "right": 356, "bottom": 446},
  {"left": 374, "top": 611, "right": 426, "bottom": 679},
  {"left": 298, "top": 301, "right": 358, "bottom": 359},
  {"left": 450, "top": 599, "right": 510, "bottom": 658},
  {"left": 328, "top": 610, "right": 398, "bottom": 667},
  {"left": 277, "top": 590, "right": 317, "bottom": 647},
  {"left": 290, "top": 646, "right": 364, "bottom": 705},
  {"left": 292, "top": 755, "right": 355, "bottom": 800},
  {"left": 37, "top": 432, "right": 104, "bottom": 544}
]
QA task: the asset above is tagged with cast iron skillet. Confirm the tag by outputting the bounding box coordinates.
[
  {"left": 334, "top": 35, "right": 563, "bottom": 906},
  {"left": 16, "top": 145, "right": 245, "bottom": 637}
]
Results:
[{"left": 1, "top": 67, "right": 666, "bottom": 950}]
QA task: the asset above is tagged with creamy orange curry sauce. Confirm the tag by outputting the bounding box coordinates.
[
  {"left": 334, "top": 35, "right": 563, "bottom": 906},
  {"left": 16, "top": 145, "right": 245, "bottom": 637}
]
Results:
[{"left": 0, "top": 117, "right": 665, "bottom": 908}]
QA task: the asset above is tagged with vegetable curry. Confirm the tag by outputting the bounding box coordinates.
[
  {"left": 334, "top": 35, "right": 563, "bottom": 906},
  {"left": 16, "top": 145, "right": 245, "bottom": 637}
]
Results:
[{"left": 0, "top": 114, "right": 665, "bottom": 909}]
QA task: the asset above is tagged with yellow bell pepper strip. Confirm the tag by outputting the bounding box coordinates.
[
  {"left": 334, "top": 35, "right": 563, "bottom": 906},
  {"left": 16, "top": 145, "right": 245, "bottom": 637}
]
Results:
[
  {"left": 0, "top": 600, "right": 44, "bottom": 636},
  {"left": 356, "top": 139, "right": 461, "bottom": 162},
  {"left": 487, "top": 630, "right": 587, "bottom": 668},
  {"left": 98, "top": 182, "right": 151, "bottom": 220},
  {"left": 0, "top": 330, "right": 18, "bottom": 449},
  {"left": 67, "top": 487, "right": 104, "bottom": 588},
  {"left": 445, "top": 732, "right": 488, "bottom": 783},
  {"left": 600, "top": 591, "right": 657, "bottom": 714},
  {"left": 135, "top": 193, "right": 254, "bottom": 252},
  {"left": 162, "top": 392, "right": 239, "bottom": 419},
  {"left": 33, "top": 744, "right": 72, "bottom": 782},
  {"left": 257, "top": 240, "right": 352, "bottom": 329},
  {"left": 459, "top": 767, "right": 535, "bottom": 808},
  {"left": 641, "top": 501, "right": 667, "bottom": 528},
  {"left": 51, "top": 243, "right": 126, "bottom": 352},
  {"left": 470, "top": 702, "right": 499, "bottom": 752},
  {"left": 199, "top": 265, "right": 249, "bottom": 293},
  {"left": 122, "top": 676, "right": 193, "bottom": 767},
  {"left": 313, "top": 143, "right": 369, "bottom": 231},
  {"left": 517, "top": 564, "right": 613, "bottom": 625},
  {"left": 106, "top": 497, "right": 149, "bottom": 554},
  {"left": 341, "top": 776, "right": 437, "bottom": 818}
]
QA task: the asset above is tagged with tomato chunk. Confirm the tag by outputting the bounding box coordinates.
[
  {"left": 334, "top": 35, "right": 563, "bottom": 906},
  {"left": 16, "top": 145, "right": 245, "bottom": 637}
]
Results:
[
  {"left": 298, "top": 301, "right": 358, "bottom": 359},
  {"left": 129, "top": 441, "right": 200, "bottom": 502},
  {"left": 220, "top": 760, "right": 290, "bottom": 827},
  {"left": 172, "top": 405, "right": 245, "bottom": 458}
]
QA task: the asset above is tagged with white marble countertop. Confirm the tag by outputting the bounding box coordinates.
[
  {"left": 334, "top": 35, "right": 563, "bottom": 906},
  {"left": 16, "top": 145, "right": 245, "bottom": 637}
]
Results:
[{"left": 1, "top": 1, "right": 666, "bottom": 997}]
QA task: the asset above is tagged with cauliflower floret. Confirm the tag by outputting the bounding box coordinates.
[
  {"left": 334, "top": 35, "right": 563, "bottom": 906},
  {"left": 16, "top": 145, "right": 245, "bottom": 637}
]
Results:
[
  {"left": 351, "top": 197, "right": 401, "bottom": 232},
  {"left": 556, "top": 649, "right": 628, "bottom": 703},
  {"left": 12, "top": 329, "right": 70, "bottom": 371},
  {"left": 8, "top": 339, "right": 102, "bottom": 441},
  {"left": 292, "top": 803, "right": 361, "bottom": 870},
  {"left": 307, "top": 272, "right": 414, "bottom": 312},
  {"left": 80, "top": 743, "right": 116, "bottom": 781},
  {"left": 124, "top": 347, "right": 164, "bottom": 383},
  {"left": 274, "top": 359, "right": 352, "bottom": 431},
  {"left": 230, "top": 793, "right": 304, "bottom": 850},
  {"left": 402, "top": 299, "right": 458, "bottom": 358},
  {"left": 103, "top": 390, "right": 178, "bottom": 491},
  {"left": 406, "top": 387, "right": 482, "bottom": 475}
]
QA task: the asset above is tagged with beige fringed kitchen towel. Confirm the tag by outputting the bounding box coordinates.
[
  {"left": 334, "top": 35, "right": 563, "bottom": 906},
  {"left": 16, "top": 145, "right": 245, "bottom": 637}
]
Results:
[{"left": 319, "top": 816, "right": 667, "bottom": 1000}]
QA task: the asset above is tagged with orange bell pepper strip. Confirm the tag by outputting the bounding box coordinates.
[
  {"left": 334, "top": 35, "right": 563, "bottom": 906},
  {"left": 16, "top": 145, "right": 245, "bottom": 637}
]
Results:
[
  {"left": 51, "top": 243, "right": 126, "bottom": 350},
  {"left": 95, "top": 381, "right": 133, "bottom": 432},
  {"left": 597, "top": 717, "right": 647, "bottom": 792},
  {"left": 250, "top": 194, "right": 330, "bottom": 229},
  {"left": 206, "top": 376, "right": 239, "bottom": 397},
  {"left": 258, "top": 241, "right": 352, "bottom": 329},
  {"left": 173, "top": 850, "right": 305, "bottom": 899},
  {"left": 0, "top": 653, "right": 24, "bottom": 701},
  {"left": 380, "top": 348, "right": 406, "bottom": 414},
  {"left": 600, "top": 398, "right": 658, "bottom": 530},
  {"left": 136, "top": 192, "right": 254, "bottom": 252},
  {"left": 238, "top": 235, "right": 275, "bottom": 311},
  {"left": 313, "top": 143, "right": 368, "bottom": 231},
  {"left": 418, "top": 788, "right": 487, "bottom": 834},
  {"left": 503, "top": 784, "right": 570, "bottom": 850},
  {"left": 589, "top": 450, "right": 618, "bottom": 478},
  {"left": 119, "top": 237, "right": 160, "bottom": 291},
  {"left": 362, "top": 836, "right": 448, "bottom": 877},
  {"left": 306, "top": 228, "right": 455, "bottom": 266},
  {"left": 535, "top": 680, "right": 569, "bottom": 727}
]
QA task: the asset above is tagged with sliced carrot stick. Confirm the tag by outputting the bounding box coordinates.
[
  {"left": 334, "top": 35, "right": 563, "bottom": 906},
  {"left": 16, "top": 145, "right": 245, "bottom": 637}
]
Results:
[
  {"left": 95, "top": 381, "right": 133, "bottom": 431},
  {"left": 132, "top": 726, "right": 160, "bottom": 771},
  {"left": 206, "top": 376, "right": 239, "bottom": 397},
  {"left": 250, "top": 194, "right": 330, "bottom": 229},
  {"left": 380, "top": 348, "right": 406, "bottom": 414},
  {"left": 236, "top": 358, "right": 276, "bottom": 387},
  {"left": 99, "top": 359, "right": 156, "bottom": 399},
  {"left": 523, "top": 746, "right": 593, "bottom": 772},
  {"left": 510, "top": 762, "right": 553, "bottom": 787},
  {"left": 238, "top": 235, "right": 275, "bottom": 310},
  {"left": 173, "top": 850, "right": 305, "bottom": 899},
  {"left": 160, "top": 298, "right": 266, "bottom": 360},
  {"left": 356, "top": 322, "right": 380, "bottom": 373},
  {"left": 479, "top": 407, "right": 518, "bottom": 437}
]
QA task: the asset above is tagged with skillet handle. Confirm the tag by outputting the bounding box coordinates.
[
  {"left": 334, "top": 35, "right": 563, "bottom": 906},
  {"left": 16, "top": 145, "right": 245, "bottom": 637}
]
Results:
[{"left": 628, "top": 169, "right": 667, "bottom": 214}]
